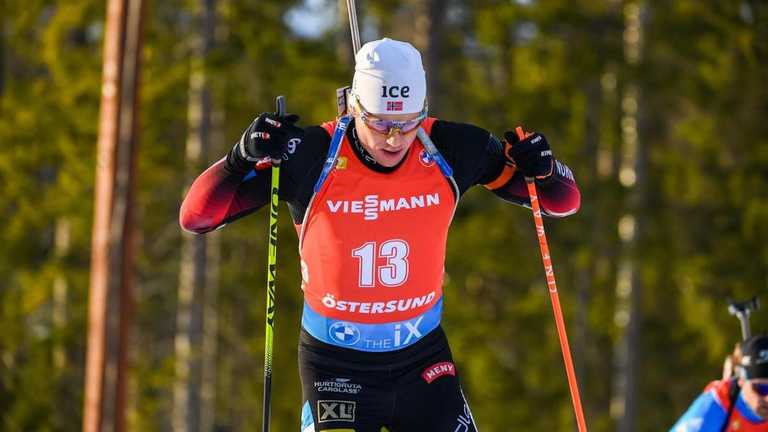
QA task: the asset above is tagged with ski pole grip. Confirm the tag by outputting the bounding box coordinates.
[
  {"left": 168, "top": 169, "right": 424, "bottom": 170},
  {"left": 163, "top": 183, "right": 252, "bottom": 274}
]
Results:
[{"left": 271, "top": 96, "right": 286, "bottom": 165}]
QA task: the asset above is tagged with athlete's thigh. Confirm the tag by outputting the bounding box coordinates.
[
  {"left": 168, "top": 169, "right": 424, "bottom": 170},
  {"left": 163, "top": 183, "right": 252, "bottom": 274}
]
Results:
[
  {"left": 299, "top": 348, "right": 392, "bottom": 432},
  {"left": 390, "top": 346, "right": 477, "bottom": 431}
]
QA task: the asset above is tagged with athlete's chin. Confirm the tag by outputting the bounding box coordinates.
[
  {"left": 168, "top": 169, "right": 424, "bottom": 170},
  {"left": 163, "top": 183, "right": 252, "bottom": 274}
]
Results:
[{"left": 374, "top": 148, "right": 408, "bottom": 167}]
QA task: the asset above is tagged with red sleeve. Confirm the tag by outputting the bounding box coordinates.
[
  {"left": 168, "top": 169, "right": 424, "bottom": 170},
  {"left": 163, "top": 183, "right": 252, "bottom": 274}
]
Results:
[
  {"left": 705, "top": 379, "right": 732, "bottom": 408},
  {"left": 179, "top": 157, "right": 270, "bottom": 234},
  {"left": 492, "top": 160, "right": 581, "bottom": 217}
]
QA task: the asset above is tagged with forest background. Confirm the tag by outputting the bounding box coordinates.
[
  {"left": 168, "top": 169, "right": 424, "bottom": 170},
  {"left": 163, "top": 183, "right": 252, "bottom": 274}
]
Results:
[{"left": 1, "top": 0, "right": 767, "bottom": 430}]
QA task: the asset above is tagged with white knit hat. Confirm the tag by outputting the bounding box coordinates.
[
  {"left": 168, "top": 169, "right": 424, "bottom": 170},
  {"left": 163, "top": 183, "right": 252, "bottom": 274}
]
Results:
[{"left": 351, "top": 38, "right": 426, "bottom": 115}]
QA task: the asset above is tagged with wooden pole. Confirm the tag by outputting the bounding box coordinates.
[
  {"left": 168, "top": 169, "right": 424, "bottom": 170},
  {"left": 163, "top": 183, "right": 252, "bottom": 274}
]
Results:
[{"left": 84, "top": 0, "right": 144, "bottom": 430}]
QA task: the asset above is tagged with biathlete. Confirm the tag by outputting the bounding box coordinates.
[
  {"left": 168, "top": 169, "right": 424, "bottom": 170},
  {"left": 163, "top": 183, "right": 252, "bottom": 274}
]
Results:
[
  {"left": 181, "top": 37, "right": 581, "bottom": 431},
  {"left": 671, "top": 334, "right": 768, "bottom": 432}
]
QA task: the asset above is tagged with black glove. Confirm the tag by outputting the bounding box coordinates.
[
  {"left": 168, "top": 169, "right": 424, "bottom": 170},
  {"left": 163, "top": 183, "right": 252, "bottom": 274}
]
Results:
[
  {"left": 503, "top": 129, "right": 554, "bottom": 179},
  {"left": 235, "top": 112, "right": 303, "bottom": 163}
]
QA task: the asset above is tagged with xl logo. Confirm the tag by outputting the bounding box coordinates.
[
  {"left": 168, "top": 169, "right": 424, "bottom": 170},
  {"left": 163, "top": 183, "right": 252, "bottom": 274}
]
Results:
[
  {"left": 381, "top": 85, "right": 410, "bottom": 98},
  {"left": 318, "top": 400, "right": 356, "bottom": 422}
]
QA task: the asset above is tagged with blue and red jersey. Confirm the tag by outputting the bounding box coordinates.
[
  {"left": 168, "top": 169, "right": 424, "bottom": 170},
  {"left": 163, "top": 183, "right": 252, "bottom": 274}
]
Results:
[{"left": 671, "top": 379, "right": 767, "bottom": 431}]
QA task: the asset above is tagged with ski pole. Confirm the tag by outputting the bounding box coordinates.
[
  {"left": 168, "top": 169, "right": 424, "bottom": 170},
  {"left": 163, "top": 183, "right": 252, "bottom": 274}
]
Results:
[
  {"left": 728, "top": 296, "right": 759, "bottom": 341},
  {"left": 516, "top": 127, "right": 588, "bottom": 432},
  {"left": 262, "top": 95, "right": 285, "bottom": 432}
]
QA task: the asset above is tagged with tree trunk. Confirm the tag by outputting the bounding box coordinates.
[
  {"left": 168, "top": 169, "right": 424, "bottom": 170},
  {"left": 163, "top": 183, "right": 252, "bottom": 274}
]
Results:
[
  {"left": 0, "top": 0, "right": 5, "bottom": 98},
  {"left": 53, "top": 218, "right": 70, "bottom": 370},
  {"left": 172, "top": 1, "right": 215, "bottom": 431},
  {"left": 612, "top": 2, "right": 647, "bottom": 431},
  {"left": 574, "top": 76, "right": 602, "bottom": 418},
  {"left": 408, "top": 0, "right": 445, "bottom": 114},
  {"left": 200, "top": 68, "right": 225, "bottom": 432}
]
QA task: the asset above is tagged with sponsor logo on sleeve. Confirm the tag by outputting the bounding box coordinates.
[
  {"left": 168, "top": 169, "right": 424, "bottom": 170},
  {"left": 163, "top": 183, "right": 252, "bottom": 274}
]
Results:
[
  {"left": 421, "top": 361, "right": 456, "bottom": 384},
  {"left": 555, "top": 160, "right": 575, "bottom": 181}
]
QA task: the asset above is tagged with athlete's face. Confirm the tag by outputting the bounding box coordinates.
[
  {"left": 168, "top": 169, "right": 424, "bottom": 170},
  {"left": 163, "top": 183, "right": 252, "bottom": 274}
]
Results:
[
  {"left": 351, "top": 102, "right": 423, "bottom": 168},
  {"left": 742, "top": 378, "right": 768, "bottom": 417}
]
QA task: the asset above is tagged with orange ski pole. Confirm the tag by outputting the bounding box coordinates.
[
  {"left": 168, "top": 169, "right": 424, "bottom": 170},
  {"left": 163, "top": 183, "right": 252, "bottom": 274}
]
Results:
[{"left": 516, "top": 126, "right": 588, "bottom": 432}]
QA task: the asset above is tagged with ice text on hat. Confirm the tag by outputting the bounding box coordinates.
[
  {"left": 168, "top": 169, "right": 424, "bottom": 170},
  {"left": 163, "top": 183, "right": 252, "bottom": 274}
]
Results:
[{"left": 382, "top": 86, "right": 410, "bottom": 98}]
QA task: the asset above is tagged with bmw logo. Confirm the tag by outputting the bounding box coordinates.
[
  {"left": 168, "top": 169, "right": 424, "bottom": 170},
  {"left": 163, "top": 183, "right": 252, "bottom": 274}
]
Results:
[
  {"left": 329, "top": 321, "right": 361, "bottom": 346},
  {"left": 419, "top": 149, "right": 435, "bottom": 167}
]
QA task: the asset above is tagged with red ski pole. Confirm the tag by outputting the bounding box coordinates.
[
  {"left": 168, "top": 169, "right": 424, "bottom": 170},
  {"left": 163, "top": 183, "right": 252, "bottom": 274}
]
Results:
[{"left": 517, "top": 126, "right": 588, "bottom": 432}]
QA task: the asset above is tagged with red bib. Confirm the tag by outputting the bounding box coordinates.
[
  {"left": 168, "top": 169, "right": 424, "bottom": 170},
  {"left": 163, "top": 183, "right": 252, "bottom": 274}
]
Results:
[{"left": 297, "top": 118, "right": 455, "bottom": 324}]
